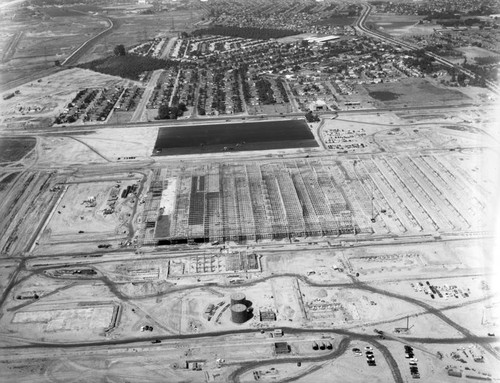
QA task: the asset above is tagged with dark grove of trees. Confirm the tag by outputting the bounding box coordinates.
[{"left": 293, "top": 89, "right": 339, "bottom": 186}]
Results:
[
  {"left": 28, "top": 0, "right": 99, "bottom": 5},
  {"left": 464, "top": 63, "right": 497, "bottom": 82},
  {"left": 157, "top": 102, "right": 187, "bottom": 120},
  {"left": 113, "top": 44, "right": 126, "bottom": 56},
  {"left": 474, "top": 56, "right": 500, "bottom": 65},
  {"left": 78, "top": 55, "right": 177, "bottom": 81},
  {"left": 403, "top": 50, "right": 437, "bottom": 74},
  {"left": 255, "top": 78, "right": 275, "bottom": 105},
  {"left": 305, "top": 110, "right": 320, "bottom": 122},
  {"left": 192, "top": 26, "right": 303, "bottom": 40},
  {"left": 276, "top": 80, "right": 289, "bottom": 103}
]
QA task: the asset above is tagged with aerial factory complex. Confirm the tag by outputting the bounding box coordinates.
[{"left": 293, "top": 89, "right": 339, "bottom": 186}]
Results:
[{"left": 0, "top": 0, "right": 499, "bottom": 382}]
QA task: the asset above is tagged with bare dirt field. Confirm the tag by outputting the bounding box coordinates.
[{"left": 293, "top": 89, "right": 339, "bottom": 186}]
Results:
[{"left": 36, "top": 178, "right": 140, "bottom": 254}]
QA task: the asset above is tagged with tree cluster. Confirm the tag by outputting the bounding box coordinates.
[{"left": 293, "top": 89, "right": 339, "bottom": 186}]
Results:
[
  {"left": 192, "top": 26, "right": 302, "bottom": 40},
  {"left": 275, "top": 80, "right": 289, "bottom": 103},
  {"left": 79, "top": 55, "right": 177, "bottom": 81},
  {"left": 474, "top": 56, "right": 500, "bottom": 66},
  {"left": 255, "top": 78, "right": 275, "bottom": 105},
  {"left": 157, "top": 102, "right": 187, "bottom": 120},
  {"left": 113, "top": 44, "right": 126, "bottom": 56},
  {"left": 464, "top": 63, "right": 497, "bottom": 82},
  {"left": 305, "top": 110, "right": 320, "bottom": 122},
  {"left": 403, "top": 50, "right": 437, "bottom": 74}
]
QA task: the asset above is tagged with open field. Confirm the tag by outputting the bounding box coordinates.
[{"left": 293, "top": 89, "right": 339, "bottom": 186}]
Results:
[
  {"left": 153, "top": 120, "right": 318, "bottom": 156},
  {"left": 366, "top": 14, "right": 424, "bottom": 36},
  {"left": 456, "top": 46, "right": 500, "bottom": 60},
  {"left": 0, "top": 5, "right": 205, "bottom": 91},
  {"left": 365, "top": 78, "right": 471, "bottom": 108},
  {"left": 315, "top": 15, "right": 356, "bottom": 27},
  {"left": 78, "top": 9, "right": 206, "bottom": 64},
  {"left": 0, "top": 13, "right": 106, "bottom": 88}
]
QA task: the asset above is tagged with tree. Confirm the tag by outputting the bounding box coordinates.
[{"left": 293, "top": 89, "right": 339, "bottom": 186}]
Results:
[
  {"left": 157, "top": 104, "right": 170, "bottom": 119},
  {"left": 178, "top": 102, "right": 187, "bottom": 112},
  {"left": 114, "top": 44, "right": 126, "bottom": 56},
  {"left": 305, "top": 110, "right": 320, "bottom": 123}
]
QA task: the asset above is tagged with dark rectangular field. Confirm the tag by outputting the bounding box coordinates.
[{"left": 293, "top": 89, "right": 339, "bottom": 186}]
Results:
[
  {"left": 153, "top": 119, "right": 318, "bottom": 156},
  {"left": 0, "top": 137, "right": 36, "bottom": 163}
]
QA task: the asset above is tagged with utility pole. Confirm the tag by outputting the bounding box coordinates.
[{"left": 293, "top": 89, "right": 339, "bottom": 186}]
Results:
[{"left": 370, "top": 179, "right": 375, "bottom": 223}]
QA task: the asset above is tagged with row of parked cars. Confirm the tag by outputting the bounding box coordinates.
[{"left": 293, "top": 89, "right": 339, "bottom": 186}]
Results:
[{"left": 405, "top": 345, "right": 420, "bottom": 379}]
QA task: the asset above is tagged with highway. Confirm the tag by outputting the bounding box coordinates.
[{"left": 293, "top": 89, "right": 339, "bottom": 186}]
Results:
[
  {"left": 0, "top": 101, "right": 486, "bottom": 137},
  {"left": 355, "top": 3, "right": 499, "bottom": 94},
  {"left": 61, "top": 13, "right": 117, "bottom": 66},
  {"left": 130, "top": 69, "right": 163, "bottom": 122}
]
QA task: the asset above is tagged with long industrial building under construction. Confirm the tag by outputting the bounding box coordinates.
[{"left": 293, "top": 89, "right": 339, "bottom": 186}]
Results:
[
  {"left": 140, "top": 152, "right": 482, "bottom": 245},
  {"left": 141, "top": 159, "right": 364, "bottom": 245}
]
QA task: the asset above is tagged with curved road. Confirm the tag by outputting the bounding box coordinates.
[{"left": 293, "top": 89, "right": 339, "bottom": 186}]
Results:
[
  {"left": 226, "top": 338, "right": 352, "bottom": 383},
  {"left": 62, "top": 13, "right": 118, "bottom": 66}
]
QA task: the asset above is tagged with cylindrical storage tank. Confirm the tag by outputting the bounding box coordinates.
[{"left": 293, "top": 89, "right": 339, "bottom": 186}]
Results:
[
  {"left": 230, "top": 292, "right": 246, "bottom": 306},
  {"left": 231, "top": 304, "right": 249, "bottom": 324}
]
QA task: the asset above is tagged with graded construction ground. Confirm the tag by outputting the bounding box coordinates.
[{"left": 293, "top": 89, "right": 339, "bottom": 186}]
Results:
[{"left": 153, "top": 119, "right": 318, "bottom": 156}]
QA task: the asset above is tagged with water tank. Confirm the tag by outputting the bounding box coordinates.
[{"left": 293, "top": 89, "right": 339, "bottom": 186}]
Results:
[
  {"left": 231, "top": 303, "right": 249, "bottom": 324},
  {"left": 230, "top": 292, "right": 246, "bottom": 306}
]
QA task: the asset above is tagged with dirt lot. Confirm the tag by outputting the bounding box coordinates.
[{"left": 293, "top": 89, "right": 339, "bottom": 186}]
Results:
[{"left": 38, "top": 179, "right": 138, "bottom": 247}]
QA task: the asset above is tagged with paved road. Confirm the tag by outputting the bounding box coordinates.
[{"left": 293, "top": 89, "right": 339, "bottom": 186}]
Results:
[
  {"left": 62, "top": 14, "right": 117, "bottom": 66},
  {"left": 161, "top": 36, "right": 177, "bottom": 59},
  {"left": 226, "top": 337, "right": 352, "bottom": 383},
  {"left": 0, "top": 101, "right": 484, "bottom": 136},
  {"left": 131, "top": 69, "right": 163, "bottom": 122}
]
